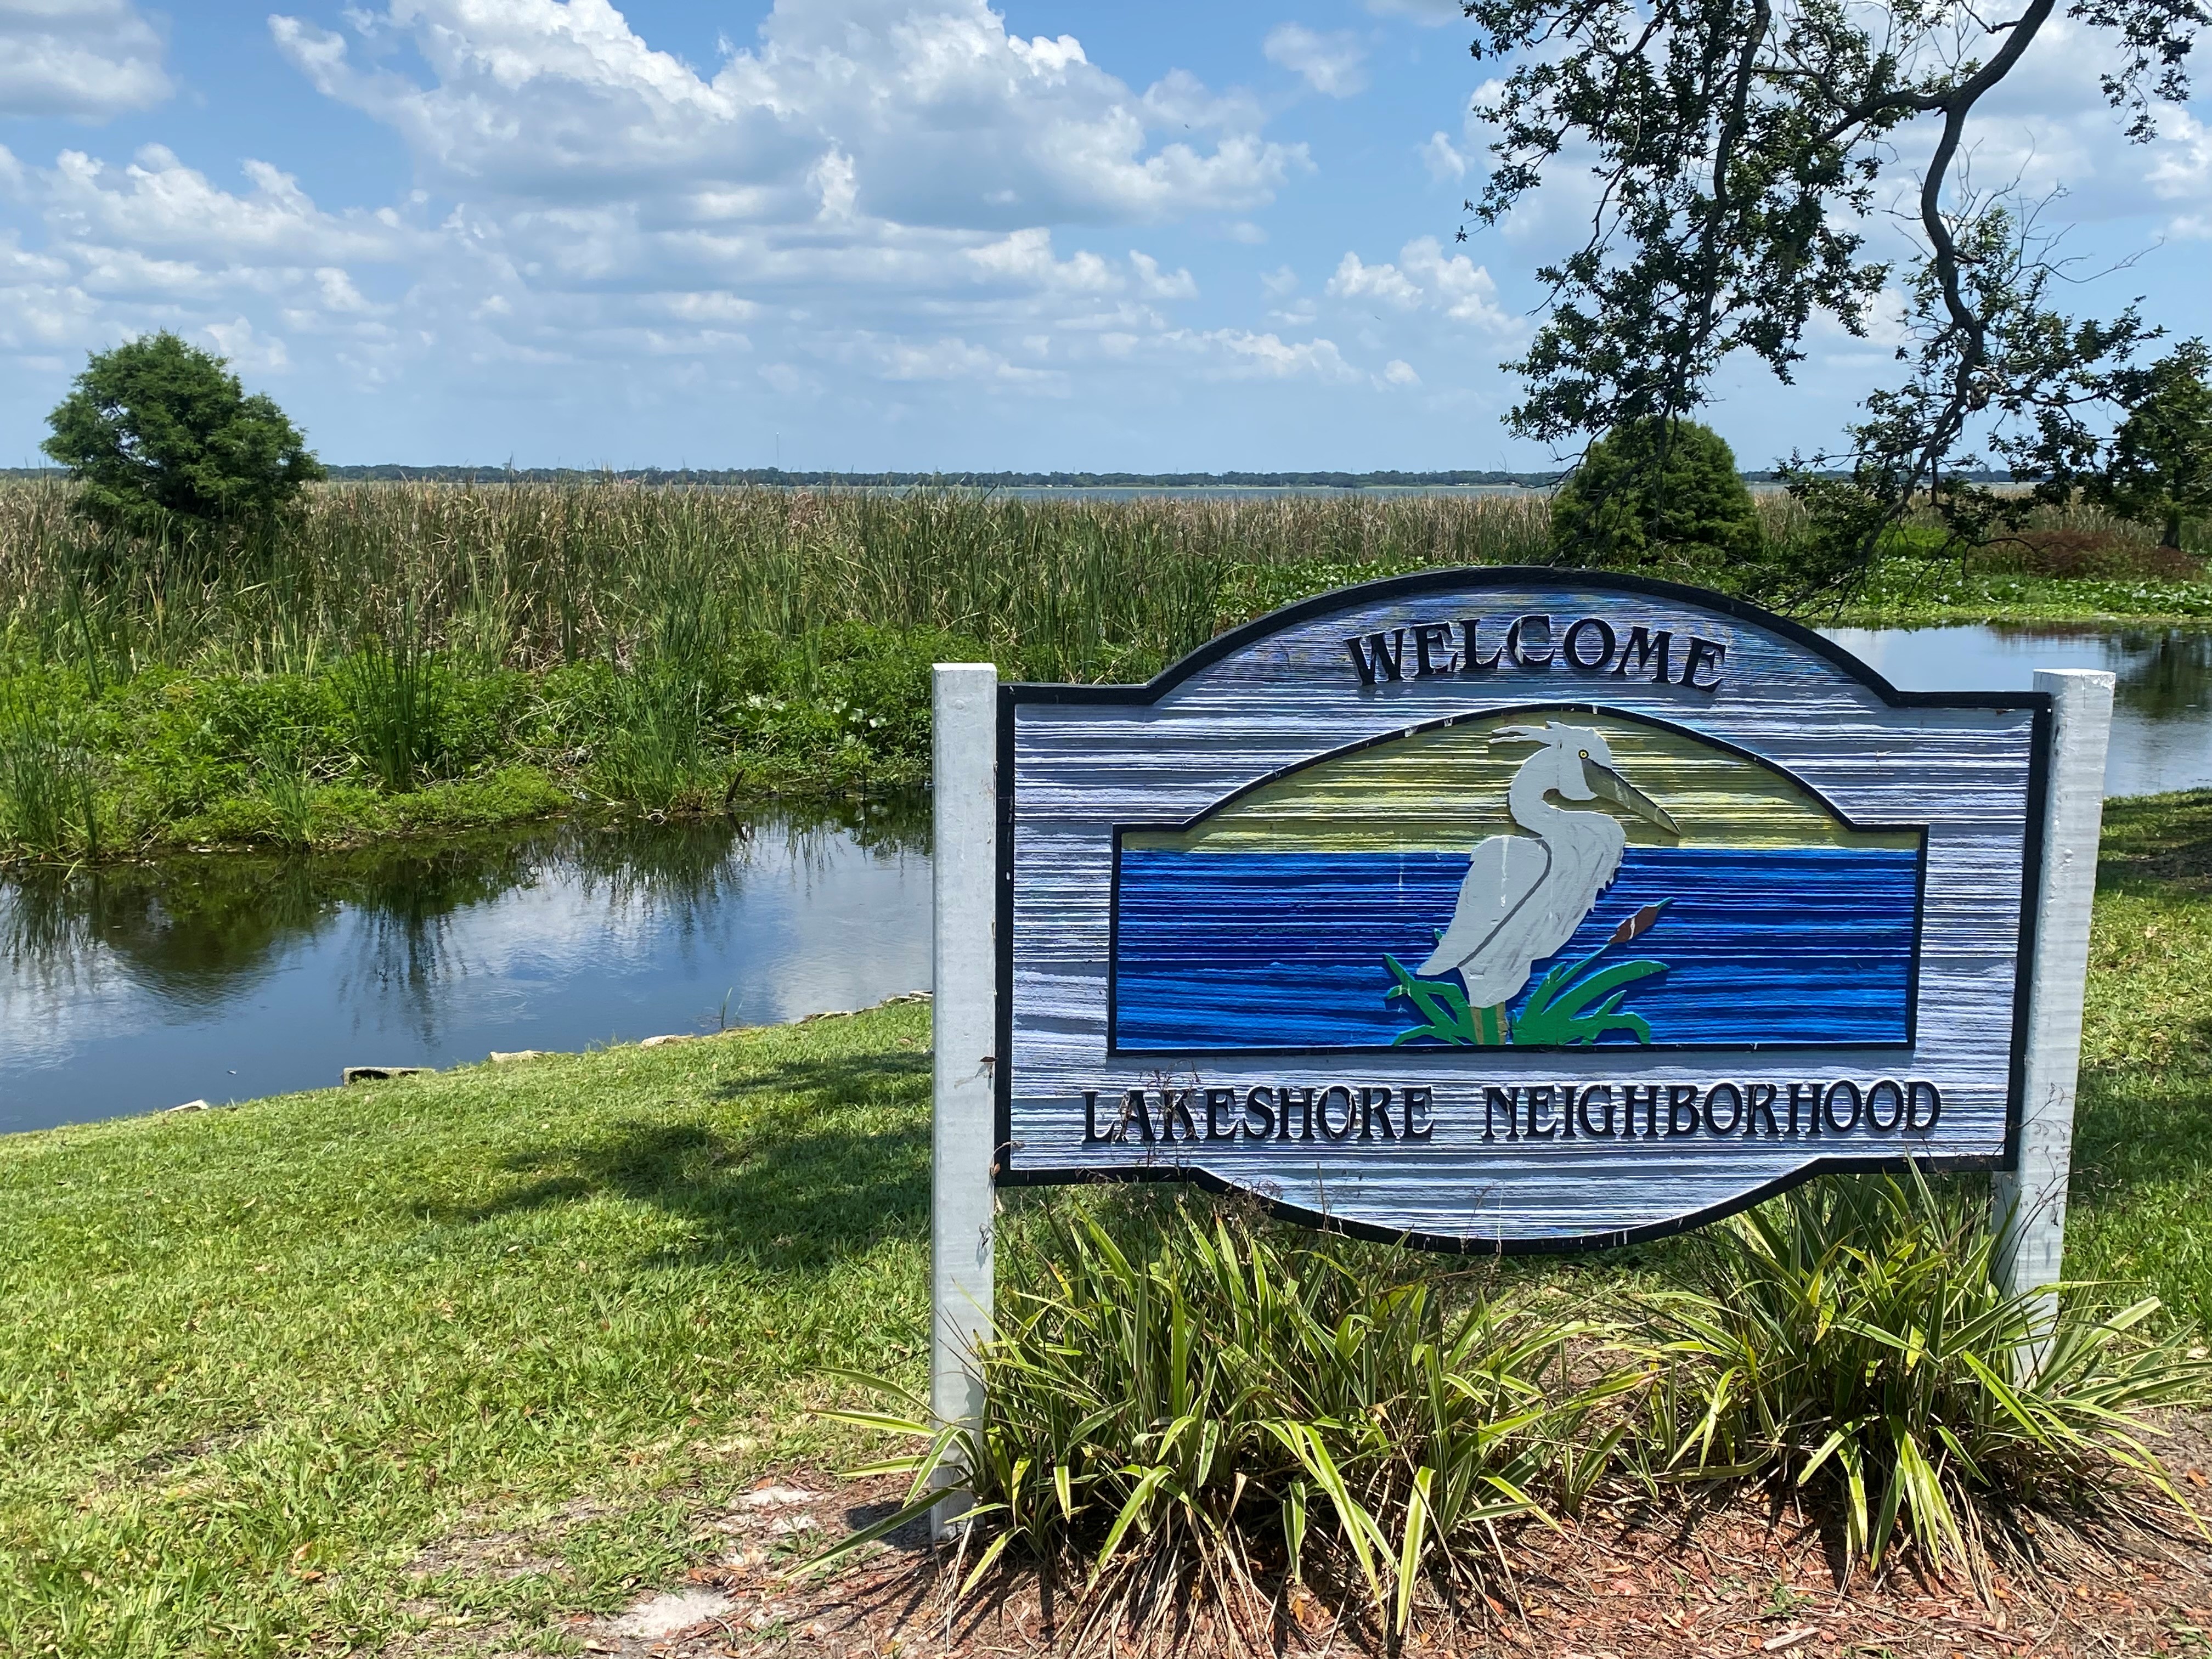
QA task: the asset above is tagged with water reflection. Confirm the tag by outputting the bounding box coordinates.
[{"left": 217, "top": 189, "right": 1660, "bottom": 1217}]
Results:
[
  {"left": 1818, "top": 624, "right": 2212, "bottom": 798},
  {"left": 0, "top": 797, "right": 931, "bottom": 1135}
]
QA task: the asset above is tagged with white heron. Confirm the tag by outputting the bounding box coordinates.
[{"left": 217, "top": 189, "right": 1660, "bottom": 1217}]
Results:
[{"left": 1417, "top": 721, "right": 1680, "bottom": 1007}]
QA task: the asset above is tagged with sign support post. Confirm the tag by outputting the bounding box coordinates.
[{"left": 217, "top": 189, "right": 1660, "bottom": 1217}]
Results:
[
  {"left": 928, "top": 663, "right": 997, "bottom": 1537},
  {"left": 1992, "top": 667, "right": 2114, "bottom": 1359}
]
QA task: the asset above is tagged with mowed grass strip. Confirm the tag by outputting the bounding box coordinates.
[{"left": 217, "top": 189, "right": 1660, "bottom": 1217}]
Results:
[
  {"left": 2069, "top": 789, "right": 2212, "bottom": 1333},
  {"left": 0, "top": 1002, "right": 931, "bottom": 1657},
  {"left": 1, "top": 794, "right": 2210, "bottom": 1656}
]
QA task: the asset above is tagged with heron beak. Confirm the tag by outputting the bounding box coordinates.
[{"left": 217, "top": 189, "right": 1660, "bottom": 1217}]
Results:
[{"left": 1584, "top": 758, "right": 1681, "bottom": 837}]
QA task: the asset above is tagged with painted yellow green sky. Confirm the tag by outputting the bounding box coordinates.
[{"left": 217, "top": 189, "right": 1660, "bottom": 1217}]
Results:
[{"left": 1127, "top": 709, "right": 1917, "bottom": 854}]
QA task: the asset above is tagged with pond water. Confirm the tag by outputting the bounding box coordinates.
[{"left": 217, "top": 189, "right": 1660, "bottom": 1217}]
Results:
[
  {"left": 2, "top": 623, "right": 2205, "bottom": 1136},
  {"left": 0, "top": 801, "right": 931, "bottom": 1136},
  {"left": 1818, "top": 624, "right": 2212, "bottom": 798}
]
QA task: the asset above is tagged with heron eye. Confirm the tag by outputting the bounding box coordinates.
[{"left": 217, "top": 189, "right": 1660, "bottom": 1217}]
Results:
[{"left": 1579, "top": 749, "right": 1589, "bottom": 759}]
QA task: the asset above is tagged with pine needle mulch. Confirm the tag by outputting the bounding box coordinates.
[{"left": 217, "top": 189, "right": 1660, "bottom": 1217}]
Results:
[{"left": 499, "top": 1464, "right": 2212, "bottom": 1659}]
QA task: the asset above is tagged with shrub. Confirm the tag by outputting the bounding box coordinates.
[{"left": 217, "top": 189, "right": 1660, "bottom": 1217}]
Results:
[
  {"left": 816, "top": 1203, "right": 1632, "bottom": 1635},
  {"left": 41, "top": 333, "right": 323, "bottom": 535},
  {"left": 2088, "top": 339, "right": 2212, "bottom": 550},
  {"left": 1550, "top": 418, "right": 1762, "bottom": 577},
  {"left": 1638, "top": 1172, "right": 2206, "bottom": 1571}
]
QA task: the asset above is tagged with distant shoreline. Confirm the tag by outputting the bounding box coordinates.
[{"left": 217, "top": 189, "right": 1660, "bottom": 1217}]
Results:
[{"left": 0, "top": 465, "right": 2021, "bottom": 487}]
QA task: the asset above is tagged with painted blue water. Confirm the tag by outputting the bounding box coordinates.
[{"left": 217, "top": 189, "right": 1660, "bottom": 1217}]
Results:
[{"left": 1113, "top": 845, "right": 1920, "bottom": 1051}]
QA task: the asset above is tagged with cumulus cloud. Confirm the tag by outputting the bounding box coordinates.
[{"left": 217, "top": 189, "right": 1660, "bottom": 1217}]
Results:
[
  {"left": 1420, "top": 131, "right": 1469, "bottom": 183},
  {"left": 1184, "top": 327, "right": 1359, "bottom": 382},
  {"left": 1263, "top": 25, "right": 1368, "bottom": 99},
  {"left": 1328, "top": 238, "right": 1516, "bottom": 332},
  {"left": 0, "top": 0, "right": 171, "bottom": 120},
  {"left": 272, "top": 0, "right": 1302, "bottom": 229}
]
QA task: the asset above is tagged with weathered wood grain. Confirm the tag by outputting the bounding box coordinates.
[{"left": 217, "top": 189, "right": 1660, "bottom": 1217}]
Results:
[{"left": 1002, "top": 577, "right": 2038, "bottom": 1249}]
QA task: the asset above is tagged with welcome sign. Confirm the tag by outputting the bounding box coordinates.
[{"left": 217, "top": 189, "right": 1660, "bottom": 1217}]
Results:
[{"left": 994, "top": 571, "right": 2049, "bottom": 1250}]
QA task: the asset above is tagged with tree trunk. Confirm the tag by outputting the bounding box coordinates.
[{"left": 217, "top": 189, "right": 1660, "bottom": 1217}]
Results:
[{"left": 2164, "top": 507, "right": 2183, "bottom": 550}]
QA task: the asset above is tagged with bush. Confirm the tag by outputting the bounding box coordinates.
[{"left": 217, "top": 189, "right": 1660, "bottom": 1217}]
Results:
[
  {"left": 1550, "top": 418, "right": 1762, "bottom": 577},
  {"left": 41, "top": 332, "right": 323, "bottom": 536},
  {"left": 1639, "top": 1172, "right": 2206, "bottom": 1571},
  {"left": 819, "top": 1180, "right": 2207, "bottom": 1623},
  {"left": 819, "top": 1203, "right": 1632, "bottom": 1635}
]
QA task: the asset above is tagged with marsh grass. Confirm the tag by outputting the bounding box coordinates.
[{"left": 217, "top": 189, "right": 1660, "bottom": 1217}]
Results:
[
  {"left": 0, "top": 681, "right": 100, "bottom": 862},
  {"left": 0, "top": 479, "right": 2205, "bottom": 857},
  {"left": 335, "top": 603, "right": 445, "bottom": 793}
]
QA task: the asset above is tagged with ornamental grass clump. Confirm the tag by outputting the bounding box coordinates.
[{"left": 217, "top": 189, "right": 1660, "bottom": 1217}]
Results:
[
  {"left": 1636, "top": 1171, "right": 2208, "bottom": 1573},
  {"left": 815, "top": 1204, "right": 1639, "bottom": 1638}
]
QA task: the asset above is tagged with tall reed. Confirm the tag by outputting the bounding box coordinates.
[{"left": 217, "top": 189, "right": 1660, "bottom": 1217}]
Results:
[
  {"left": 0, "top": 681, "right": 101, "bottom": 862},
  {"left": 0, "top": 481, "right": 1560, "bottom": 684}
]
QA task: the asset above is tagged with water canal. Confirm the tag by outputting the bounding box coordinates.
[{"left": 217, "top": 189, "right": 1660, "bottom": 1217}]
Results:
[{"left": 2, "top": 624, "right": 2205, "bottom": 1134}]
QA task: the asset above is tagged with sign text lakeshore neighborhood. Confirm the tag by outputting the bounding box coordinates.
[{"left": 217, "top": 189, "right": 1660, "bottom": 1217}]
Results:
[{"left": 1080, "top": 1077, "right": 1946, "bottom": 1148}]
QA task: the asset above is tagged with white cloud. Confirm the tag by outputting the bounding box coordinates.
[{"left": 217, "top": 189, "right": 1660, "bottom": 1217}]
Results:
[
  {"left": 0, "top": 0, "right": 171, "bottom": 120},
  {"left": 1130, "top": 250, "right": 1198, "bottom": 298},
  {"left": 1263, "top": 24, "right": 1368, "bottom": 99},
  {"left": 204, "top": 317, "right": 291, "bottom": 375},
  {"left": 1380, "top": 357, "right": 1420, "bottom": 386},
  {"left": 1420, "top": 131, "right": 1469, "bottom": 183},
  {"left": 1328, "top": 250, "right": 1422, "bottom": 309},
  {"left": 1328, "top": 237, "right": 1517, "bottom": 333},
  {"left": 272, "top": 0, "right": 1304, "bottom": 229},
  {"left": 1186, "top": 327, "right": 1359, "bottom": 381}
]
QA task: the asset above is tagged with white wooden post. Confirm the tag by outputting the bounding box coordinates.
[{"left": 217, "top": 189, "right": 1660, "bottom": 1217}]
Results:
[
  {"left": 929, "top": 663, "right": 998, "bottom": 1536},
  {"left": 1992, "top": 667, "right": 2114, "bottom": 1356}
]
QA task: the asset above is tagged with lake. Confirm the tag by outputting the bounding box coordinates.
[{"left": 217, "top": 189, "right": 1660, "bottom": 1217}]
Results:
[{"left": 1, "top": 623, "right": 2205, "bottom": 1134}]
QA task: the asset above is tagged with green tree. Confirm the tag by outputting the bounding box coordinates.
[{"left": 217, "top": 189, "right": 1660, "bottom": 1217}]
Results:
[
  {"left": 2087, "top": 340, "right": 2212, "bottom": 549},
  {"left": 1549, "top": 419, "right": 1760, "bottom": 577},
  {"left": 1455, "top": 0, "right": 2204, "bottom": 599},
  {"left": 43, "top": 332, "right": 324, "bottom": 534}
]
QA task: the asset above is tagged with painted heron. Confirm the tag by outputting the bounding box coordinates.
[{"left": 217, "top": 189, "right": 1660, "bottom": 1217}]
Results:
[{"left": 1416, "top": 721, "right": 1681, "bottom": 1007}]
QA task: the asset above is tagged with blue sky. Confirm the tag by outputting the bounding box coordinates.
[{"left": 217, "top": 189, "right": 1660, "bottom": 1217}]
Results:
[{"left": 2, "top": 1, "right": 2208, "bottom": 472}]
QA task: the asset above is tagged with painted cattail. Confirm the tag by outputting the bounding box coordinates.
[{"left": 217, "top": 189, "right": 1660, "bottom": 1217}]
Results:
[{"left": 1607, "top": 899, "right": 1671, "bottom": 947}]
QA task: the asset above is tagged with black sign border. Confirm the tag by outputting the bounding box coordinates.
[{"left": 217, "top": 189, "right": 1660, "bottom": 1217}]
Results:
[{"left": 992, "top": 566, "right": 2054, "bottom": 1255}]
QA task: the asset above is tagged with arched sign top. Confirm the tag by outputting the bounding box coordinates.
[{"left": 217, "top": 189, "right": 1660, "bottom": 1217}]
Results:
[
  {"left": 1009, "top": 565, "right": 2040, "bottom": 716},
  {"left": 995, "top": 571, "right": 2050, "bottom": 1252}
]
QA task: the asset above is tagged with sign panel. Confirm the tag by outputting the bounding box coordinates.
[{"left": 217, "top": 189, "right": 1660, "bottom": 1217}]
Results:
[{"left": 996, "top": 571, "right": 2047, "bottom": 1251}]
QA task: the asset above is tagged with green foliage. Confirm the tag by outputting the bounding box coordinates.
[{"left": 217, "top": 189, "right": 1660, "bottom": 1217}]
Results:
[
  {"left": 823, "top": 1176, "right": 2208, "bottom": 1621},
  {"left": 1640, "top": 1172, "right": 2207, "bottom": 1572},
  {"left": 40, "top": 334, "right": 323, "bottom": 535},
  {"left": 816, "top": 1204, "right": 1627, "bottom": 1634},
  {"left": 1458, "top": 0, "right": 2196, "bottom": 599},
  {"left": 0, "top": 678, "right": 101, "bottom": 862},
  {"left": 2089, "top": 340, "right": 2212, "bottom": 549},
  {"left": 336, "top": 628, "right": 447, "bottom": 793},
  {"left": 1549, "top": 420, "right": 1761, "bottom": 578}
]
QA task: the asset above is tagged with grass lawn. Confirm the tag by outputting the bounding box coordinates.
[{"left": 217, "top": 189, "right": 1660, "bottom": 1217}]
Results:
[
  {"left": 2, "top": 793, "right": 2210, "bottom": 1657},
  {"left": 0, "top": 1005, "right": 934, "bottom": 1657}
]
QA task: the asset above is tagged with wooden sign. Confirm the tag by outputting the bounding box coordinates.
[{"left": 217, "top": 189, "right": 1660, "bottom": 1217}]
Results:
[{"left": 991, "top": 571, "right": 2055, "bottom": 1251}]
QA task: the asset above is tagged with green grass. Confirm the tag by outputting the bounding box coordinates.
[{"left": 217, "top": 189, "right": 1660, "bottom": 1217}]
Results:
[
  {"left": 1, "top": 479, "right": 2204, "bottom": 860},
  {"left": 2064, "top": 789, "right": 2212, "bottom": 1334},
  {"left": 0, "top": 1003, "right": 934, "bottom": 1656}
]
